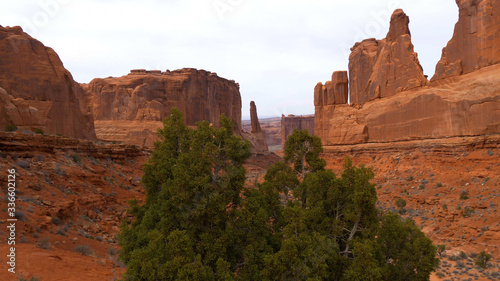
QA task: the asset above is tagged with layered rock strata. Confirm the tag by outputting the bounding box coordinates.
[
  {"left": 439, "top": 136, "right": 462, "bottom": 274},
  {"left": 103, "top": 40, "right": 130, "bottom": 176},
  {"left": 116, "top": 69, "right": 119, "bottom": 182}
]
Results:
[{"left": 85, "top": 69, "right": 242, "bottom": 146}]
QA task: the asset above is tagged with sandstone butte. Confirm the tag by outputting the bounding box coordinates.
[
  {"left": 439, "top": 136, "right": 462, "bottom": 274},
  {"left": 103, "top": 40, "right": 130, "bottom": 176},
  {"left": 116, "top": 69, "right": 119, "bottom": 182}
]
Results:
[
  {"left": 315, "top": 2, "right": 500, "bottom": 146},
  {"left": 281, "top": 114, "right": 315, "bottom": 148},
  {"left": 0, "top": 26, "right": 96, "bottom": 140},
  {"left": 84, "top": 68, "right": 242, "bottom": 147},
  {"left": 241, "top": 101, "right": 269, "bottom": 152}
]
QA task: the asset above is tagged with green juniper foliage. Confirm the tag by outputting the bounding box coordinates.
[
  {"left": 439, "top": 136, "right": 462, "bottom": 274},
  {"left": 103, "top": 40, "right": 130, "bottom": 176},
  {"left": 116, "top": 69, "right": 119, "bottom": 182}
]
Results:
[{"left": 118, "top": 115, "right": 439, "bottom": 280}]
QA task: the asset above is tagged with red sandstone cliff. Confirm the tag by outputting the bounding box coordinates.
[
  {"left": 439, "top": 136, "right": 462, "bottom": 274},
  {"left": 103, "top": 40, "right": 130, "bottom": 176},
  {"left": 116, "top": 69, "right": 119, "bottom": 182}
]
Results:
[
  {"left": 0, "top": 26, "right": 96, "bottom": 139},
  {"left": 349, "top": 9, "right": 428, "bottom": 106},
  {"left": 85, "top": 69, "right": 242, "bottom": 146},
  {"left": 432, "top": 0, "right": 500, "bottom": 80},
  {"left": 315, "top": 4, "right": 500, "bottom": 146}
]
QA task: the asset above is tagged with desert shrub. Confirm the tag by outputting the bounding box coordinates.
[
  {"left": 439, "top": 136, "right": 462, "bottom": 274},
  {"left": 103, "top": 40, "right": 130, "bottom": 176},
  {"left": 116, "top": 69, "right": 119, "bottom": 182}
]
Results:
[
  {"left": 437, "top": 244, "right": 446, "bottom": 257},
  {"left": 474, "top": 251, "right": 491, "bottom": 268},
  {"left": 52, "top": 216, "right": 61, "bottom": 226},
  {"left": 436, "top": 182, "right": 443, "bottom": 187},
  {"left": 16, "top": 160, "right": 30, "bottom": 169},
  {"left": 6, "top": 124, "right": 17, "bottom": 132},
  {"left": 56, "top": 228, "right": 67, "bottom": 236},
  {"left": 460, "top": 190, "right": 469, "bottom": 200},
  {"left": 463, "top": 206, "right": 474, "bottom": 217},
  {"left": 71, "top": 154, "right": 82, "bottom": 164},
  {"left": 15, "top": 210, "right": 27, "bottom": 222},
  {"left": 35, "top": 128, "right": 44, "bottom": 135},
  {"left": 37, "top": 238, "right": 51, "bottom": 249},
  {"left": 74, "top": 245, "right": 94, "bottom": 256}
]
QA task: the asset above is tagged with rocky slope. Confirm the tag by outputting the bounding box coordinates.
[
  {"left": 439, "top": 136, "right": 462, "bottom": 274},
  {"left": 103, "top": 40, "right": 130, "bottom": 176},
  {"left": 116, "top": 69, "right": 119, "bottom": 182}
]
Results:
[
  {"left": 315, "top": 3, "right": 500, "bottom": 146},
  {"left": 0, "top": 26, "right": 96, "bottom": 140},
  {"left": 84, "top": 69, "right": 242, "bottom": 147}
]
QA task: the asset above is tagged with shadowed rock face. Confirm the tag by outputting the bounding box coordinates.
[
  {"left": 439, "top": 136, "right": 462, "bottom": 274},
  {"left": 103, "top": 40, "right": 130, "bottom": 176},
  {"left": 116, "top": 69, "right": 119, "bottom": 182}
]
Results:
[
  {"left": 348, "top": 9, "right": 428, "bottom": 106},
  {"left": 0, "top": 26, "right": 96, "bottom": 139},
  {"left": 432, "top": 0, "right": 500, "bottom": 80},
  {"left": 85, "top": 69, "right": 242, "bottom": 146}
]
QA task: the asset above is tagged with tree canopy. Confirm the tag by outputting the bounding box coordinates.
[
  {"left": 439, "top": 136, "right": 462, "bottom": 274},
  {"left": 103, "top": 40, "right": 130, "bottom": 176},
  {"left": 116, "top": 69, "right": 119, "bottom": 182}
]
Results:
[{"left": 118, "top": 120, "right": 439, "bottom": 280}]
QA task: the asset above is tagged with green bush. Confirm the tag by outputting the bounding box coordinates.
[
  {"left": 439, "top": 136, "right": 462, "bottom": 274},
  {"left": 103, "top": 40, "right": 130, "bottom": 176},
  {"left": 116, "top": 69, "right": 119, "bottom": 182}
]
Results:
[
  {"left": 5, "top": 124, "right": 17, "bottom": 132},
  {"left": 474, "top": 251, "right": 491, "bottom": 268},
  {"left": 71, "top": 154, "right": 82, "bottom": 164},
  {"left": 35, "top": 128, "right": 44, "bottom": 135}
]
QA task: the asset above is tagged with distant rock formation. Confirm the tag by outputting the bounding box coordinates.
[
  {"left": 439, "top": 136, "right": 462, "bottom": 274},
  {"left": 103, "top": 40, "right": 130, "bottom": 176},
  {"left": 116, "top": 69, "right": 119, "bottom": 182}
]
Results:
[
  {"left": 85, "top": 69, "right": 242, "bottom": 146},
  {"left": 314, "top": 6, "right": 500, "bottom": 146},
  {"left": 349, "top": 9, "right": 427, "bottom": 106},
  {"left": 243, "top": 101, "right": 268, "bottom": 152},
  {"left": 281, "top": 115, "right": 315, "bottom": 148},
  {"left": 432, "top": 0, "right": 500, "bottom": 80},
  {"left": 0, "top": 26, "right": 96, "bottom": 139},
  {"left": 314, "top": 71, "right": 349, "bottom": 106}
]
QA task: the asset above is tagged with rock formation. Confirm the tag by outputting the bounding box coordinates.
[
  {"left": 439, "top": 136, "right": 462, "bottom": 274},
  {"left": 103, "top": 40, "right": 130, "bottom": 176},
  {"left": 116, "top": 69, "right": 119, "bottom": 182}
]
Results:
[
  {"left": 85, "top": 69, "right": 242, "bottom": 146},
  {"left": 349, "top": 9, "right": 427, "bottom": 106},
  {"left": 315, "top": 6, "right": 500, "bottom": 146},
  {"left": 0, "top": 26, "right": 96, "bottom": 139},
  {"left": 432, "top": 0, "right": 500, "bottom": 80},
  {"left": 314, "top": 71, "right": 349, "bottom": 106},
  {"left": 281, "top": 114, "right": 315, "bottom": 148},
  {"left": 243, "top": 101, "right": 268, "bottom": 152}
]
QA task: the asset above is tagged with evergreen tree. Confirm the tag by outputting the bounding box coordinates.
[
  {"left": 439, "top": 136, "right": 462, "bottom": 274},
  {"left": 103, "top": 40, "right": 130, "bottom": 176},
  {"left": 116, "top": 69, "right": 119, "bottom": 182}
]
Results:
[{"left": 118, "top": 118, "right": 439, "bottom": 281}]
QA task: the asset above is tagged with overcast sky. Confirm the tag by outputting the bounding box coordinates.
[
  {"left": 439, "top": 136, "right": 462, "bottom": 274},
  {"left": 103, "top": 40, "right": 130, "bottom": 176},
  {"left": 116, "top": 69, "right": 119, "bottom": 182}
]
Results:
[{"left": 1, "top": 0, "right": 458, "bottom": 119}]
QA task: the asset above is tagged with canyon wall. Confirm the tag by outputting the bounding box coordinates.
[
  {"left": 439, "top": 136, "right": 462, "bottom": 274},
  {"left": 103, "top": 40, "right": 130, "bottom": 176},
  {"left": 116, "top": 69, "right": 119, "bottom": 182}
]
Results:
[
  {"left": 85, "top": 69, "right": 242, "bottom": 147},
  {"left": 281, "top": 114, "right": 315, "bottom": 148},
  {"left": 0, "top": 26, "right": 96, "bottom": 139},
  {"left": 315, "top": 3, "right": 500, "bottom": 146}
]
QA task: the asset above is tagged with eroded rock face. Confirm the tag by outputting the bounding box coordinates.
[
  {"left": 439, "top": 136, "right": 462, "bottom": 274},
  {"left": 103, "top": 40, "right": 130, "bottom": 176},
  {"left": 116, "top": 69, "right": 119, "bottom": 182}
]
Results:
[
  {"left": 86, "top": 69, "right": 242, "bottom": 146},
  {"left": 316, "top": 65, "right": 500, "bottom": 145},
  {"left": 0, "top": 26, "right": 96, "bottom": 139},
  {"left": 281, "top": 114, "right": 315, "bottom": 147},
  {"left": 315, "top": 6, "right": 500, "bottom": 146},
  {"left": 349, "top": 9, "right": 427, "bottom": 106},
  {"left": 314, "top": 71, "right": 348, "bottom": 106},
  {"left": 432, "top": 0, "right": 500, "bottom": 80},
  {"left": 243, "top": 101, "right": 268, "bottom": 152}
]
